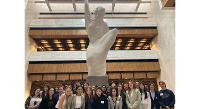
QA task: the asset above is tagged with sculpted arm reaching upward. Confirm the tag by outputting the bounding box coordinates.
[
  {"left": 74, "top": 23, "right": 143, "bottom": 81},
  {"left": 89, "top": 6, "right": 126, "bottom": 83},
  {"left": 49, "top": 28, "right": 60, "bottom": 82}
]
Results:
[{"left": 84, "top": 0, "right": 91, "bottom": 29}]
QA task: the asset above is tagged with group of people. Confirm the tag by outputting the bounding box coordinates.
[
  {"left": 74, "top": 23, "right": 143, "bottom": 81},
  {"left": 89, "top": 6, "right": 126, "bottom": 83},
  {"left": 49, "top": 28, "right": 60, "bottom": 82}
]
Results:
[{"left": 25, "top": 80, "right": 175, "bottom": 109}]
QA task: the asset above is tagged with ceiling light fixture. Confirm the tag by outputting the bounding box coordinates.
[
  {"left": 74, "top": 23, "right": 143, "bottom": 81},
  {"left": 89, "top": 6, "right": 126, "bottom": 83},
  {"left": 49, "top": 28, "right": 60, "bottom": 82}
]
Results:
[
  {"left": 58, "top": 48, "right": 64, "bottom": 51},
  {"left": 41, "top": 40, "right": 48, "bottom": 44},
  {"left": 56, "top": 44, "right": 63, "bottom": 47},
  {"left": 125, "top": 47, "right": 131, "bottom": 50},
  {"left": 80, "top": 39, "right": 86, "bottom": 44},
  {"left": 135, "top": 47, "right": 141, "bottom": 49},
  {"left": 128, "top": 38, "right": 135, "bottom": 42},
  {"left": 138, "top": 43, "right": 144, "bottom": 47},
  {"left": 54, "top": 39, "right": 61, "bottom": 44},
  {"left": 69, "top": 48, "right": 76, "bottom": 51},
  {"left": 116, "top": 38, "right": 123, "bottom": 43},
  {"left": 68, "top": 44, "right": 73, "bottom": 47},
  {"left": 126, "top": 43, "right": 133, "bottom": 46},
  {"left": 140, "top": 38, "right": 147, "bottom": 42},
  {"left": 66, "top": 40, "right": 73, "bottom": 44},
  {"left": 115, "top": 42, "right": 121, "bottom": 47},
  {"left": 46, "top": 48, "right": 53, "bottom": 51}
]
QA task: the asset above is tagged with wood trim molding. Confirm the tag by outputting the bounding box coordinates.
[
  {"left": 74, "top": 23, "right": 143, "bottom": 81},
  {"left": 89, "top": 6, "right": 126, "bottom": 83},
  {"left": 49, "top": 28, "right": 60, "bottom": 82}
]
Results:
[
  {"left": 29, "top": 29, "right": 158, "bottom": 39},
  {"left": 27, "top": 62, "right": 160, "bottom": 74}
]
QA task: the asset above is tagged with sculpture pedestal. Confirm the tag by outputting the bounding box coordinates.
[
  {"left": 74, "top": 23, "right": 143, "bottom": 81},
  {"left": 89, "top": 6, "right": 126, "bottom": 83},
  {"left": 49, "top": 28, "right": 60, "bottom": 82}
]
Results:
[{"left": 86, "top": 75, "right": 109, "bottom": 87}]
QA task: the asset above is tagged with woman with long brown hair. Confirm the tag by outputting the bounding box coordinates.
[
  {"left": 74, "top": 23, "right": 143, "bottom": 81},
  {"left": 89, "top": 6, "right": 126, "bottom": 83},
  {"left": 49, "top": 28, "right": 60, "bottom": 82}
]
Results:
[
  {"left": 39, "top": 87, "right": 56, "bottom": 109},
  {"left": 85, "top": 86, "right": 94, "bottom": 109},
  {"left": 25, "top": 88, "right": 42, "bottom": 109},
  {"left": 126, "top": 80, "right": 141, "bottom": 109},
  {"left": 108, "top": 87, "right": 122, "bottom": 109}
]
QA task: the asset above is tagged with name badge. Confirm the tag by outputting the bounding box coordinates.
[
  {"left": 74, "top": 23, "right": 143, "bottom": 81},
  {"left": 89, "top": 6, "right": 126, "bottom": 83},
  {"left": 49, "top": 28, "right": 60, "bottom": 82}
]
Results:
[
  {"left": 101, "top": 101, "right": 104, "bottom": 104},
  {"left": 160, "top": 93, "right": 163, "bottom": 96}
]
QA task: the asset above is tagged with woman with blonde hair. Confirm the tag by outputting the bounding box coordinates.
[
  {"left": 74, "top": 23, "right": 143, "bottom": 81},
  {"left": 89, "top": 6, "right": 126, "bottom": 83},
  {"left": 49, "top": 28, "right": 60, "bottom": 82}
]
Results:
[
  {"left": 126, "top": 80, "right": 141, "bottom": 109},
  {"left": 58, "top": 87, "right": 75, "bottom": 109}
]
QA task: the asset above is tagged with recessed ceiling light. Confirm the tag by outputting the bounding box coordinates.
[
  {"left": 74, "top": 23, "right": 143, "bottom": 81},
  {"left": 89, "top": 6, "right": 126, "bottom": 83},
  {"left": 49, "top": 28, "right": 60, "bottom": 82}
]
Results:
[
  {"left": 56, "top": 44, "right": 63, "bottom": 47},
  {"left": 138, "top": 43, "right": 144, "bottom": 47},
  {"left": 68, "top": 44, "right": 73, "bottom": 47},
  {"left": 54, "top": 39, "right": 61, "bottom": 44},
  {"left": 116, "top": 38, "right": 123, "bottom": 43},
  {"left": 43, "top": 44, "right": 51, "bottom": 47},
  {"left": 41, "top": 40, "right": 48, "bottom": 44},
  {"left": 135, "top": 47, "right": 141, "bottom": 49},
  {"left": 140, "top": 39, "right": 147, "bottom": 42},
  {"left": 66, "top": 40, "right": 73, "bottom": 44},
  {"left": 125, "top": 47, "right": 131, "bottom": 50},
  {"left": 46, "top": 48, "right": 53, "bottom": 51},
  {"left": 81, "top": 44, "right": 85, "bottom": 47},
  {"left": 115, "top": 42, "right": 121, "bottom": 47},
  {"left": 80, "top": 39, "right": 86, "bottom": 44},
  {"left": 69, "top": 48, "right": 76, "bottom": 51},
  {"left": 128, "top": 38, "right": 135, "bottom": 42},
  {"left": 126, "top": 43, "right": 133, "bottom": 46},
  {"left": 81, "top": 48, "right": 86, "bottom": 51},
  {"left": 58, "top": 48, "right": 64, "bottom": 51}
]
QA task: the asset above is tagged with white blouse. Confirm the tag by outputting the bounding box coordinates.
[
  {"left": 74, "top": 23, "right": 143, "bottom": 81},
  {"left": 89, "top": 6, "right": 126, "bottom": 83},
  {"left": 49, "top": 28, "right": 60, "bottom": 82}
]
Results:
[
  {"left": 140, "top": 92, "right": 151, "bottom": 109},
  {"left": 75, "top": 96, "right": 82, "bottom": 108},
  {"left": 29, "top": 97, "right": 42, "bottom": 107}
]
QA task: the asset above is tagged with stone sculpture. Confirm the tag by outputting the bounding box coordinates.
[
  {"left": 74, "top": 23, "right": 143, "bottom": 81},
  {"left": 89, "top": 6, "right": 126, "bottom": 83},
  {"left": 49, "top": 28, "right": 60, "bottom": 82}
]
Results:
[{"left": 84, "top": 0, "right": 118, "bottom": 85}]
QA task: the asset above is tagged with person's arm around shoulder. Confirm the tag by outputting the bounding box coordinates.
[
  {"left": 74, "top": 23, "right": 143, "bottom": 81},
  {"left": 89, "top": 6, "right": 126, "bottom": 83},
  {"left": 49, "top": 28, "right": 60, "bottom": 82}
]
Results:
[{"left": 58, "top": 94, "right": 65, "bottom": 109}]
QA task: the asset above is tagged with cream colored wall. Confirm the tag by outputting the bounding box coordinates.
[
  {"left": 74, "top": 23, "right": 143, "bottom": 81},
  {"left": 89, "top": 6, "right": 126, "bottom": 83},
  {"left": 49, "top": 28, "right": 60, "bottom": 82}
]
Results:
[
  {"left": 151, "top": 0, "right": 175, "bottom": 91},
  {"left": 25, "top": 0, "right": 38, "bottom": 99}
]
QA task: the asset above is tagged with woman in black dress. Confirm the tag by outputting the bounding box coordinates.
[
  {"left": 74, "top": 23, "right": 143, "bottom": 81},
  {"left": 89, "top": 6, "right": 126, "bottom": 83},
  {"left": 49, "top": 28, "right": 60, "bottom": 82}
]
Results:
[
  {"left": 39, "top": 87, "right": 56, "bottom": 109},
  {"left": 92, "top": 87, "right": 108, "bottom": 109}
]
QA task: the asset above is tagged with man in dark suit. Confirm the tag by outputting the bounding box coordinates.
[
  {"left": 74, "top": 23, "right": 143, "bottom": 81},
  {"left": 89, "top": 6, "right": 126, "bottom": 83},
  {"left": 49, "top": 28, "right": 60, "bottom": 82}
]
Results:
[{"left": 149, "top": 83, "right": 160, "bottom": 109}]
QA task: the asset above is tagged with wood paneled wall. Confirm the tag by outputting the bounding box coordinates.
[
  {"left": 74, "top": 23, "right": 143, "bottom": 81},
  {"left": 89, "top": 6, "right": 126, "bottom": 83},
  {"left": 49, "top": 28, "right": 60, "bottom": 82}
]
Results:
[
  {"left": 29, "top": 74, "right": 43, "bottom": 81},
  {"left": 28, "top": 62, "right": 160, "bottom": 74},
  {"left": 70, "top": 74, "right": 82, "bottom": 80},
  {"left": 29, "top": 29, "right": 158, "bottom": 39},
  {"left": 108, "top": 73, "right": 121, "bottom": 79},
  {"left": 29, "top": 72, "right": 160, "bottom": 81},
  {"left": 57, "top": 74, "right": 69, "bottom": 80},
  {"left": 43, "top": 74, "right": 56, "bottom": 81}
]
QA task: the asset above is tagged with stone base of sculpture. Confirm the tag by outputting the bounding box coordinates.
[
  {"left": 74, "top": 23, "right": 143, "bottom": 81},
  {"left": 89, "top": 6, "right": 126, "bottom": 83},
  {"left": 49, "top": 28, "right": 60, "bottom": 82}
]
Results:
[{"left": 86, "top": 75, "right": 109, "bottom": 87}]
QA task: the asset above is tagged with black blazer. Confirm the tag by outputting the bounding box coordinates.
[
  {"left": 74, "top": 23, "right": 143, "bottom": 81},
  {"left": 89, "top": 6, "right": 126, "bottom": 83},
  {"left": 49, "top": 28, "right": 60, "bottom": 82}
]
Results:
[
  {"left": 39, "top": 95, "right": 56, "bottom": 109},
  {"left": 92, "top": 94, "right": 108, "bottom": 109},
  {"left": 85, "top": 95, "right": 94, "bottom": 109},
  {"left": 149, "top": 91, "right": 160, "bottom": 109},
  {"left": 119, "top": 92, "right": 128, "bottom": 109}
]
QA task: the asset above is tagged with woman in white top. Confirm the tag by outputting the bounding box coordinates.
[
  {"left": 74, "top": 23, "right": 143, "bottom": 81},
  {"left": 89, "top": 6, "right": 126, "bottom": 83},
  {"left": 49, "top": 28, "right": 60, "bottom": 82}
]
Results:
[
  {"left": 25, "top": 88, "right": 42, "bottom": 109},
  {"left": 139, "top": 83, "right": 151, "bottom": 109},
  {"left": 108, "top": 87, "right": 122, "bottom": 109},
  {"left": 58, "top": 87, "right": 74, "bottom": 109},
  {"left": 73, "top": 86, "right": 85, "bottom": 109}
]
